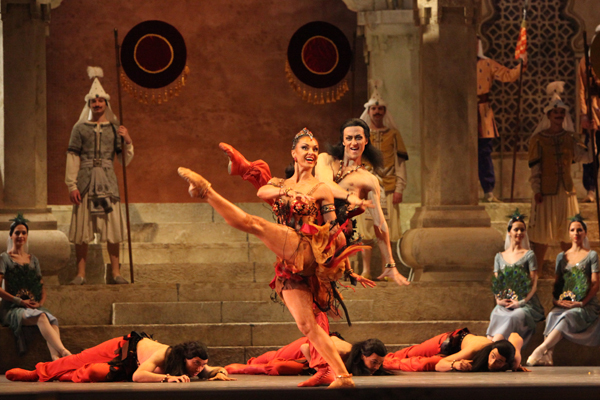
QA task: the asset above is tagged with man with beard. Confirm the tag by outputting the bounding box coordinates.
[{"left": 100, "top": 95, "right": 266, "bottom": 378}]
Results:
[{"left": 65, "top": 67, "right": 133, "bottom": 285}]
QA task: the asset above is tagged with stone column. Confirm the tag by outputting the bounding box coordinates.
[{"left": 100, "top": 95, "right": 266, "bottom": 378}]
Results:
[
  {"left": 399, "top": 0, "right": 502, "bottom": 281},
  {"left": 357, "top": 8, "right": 421, "bottom": 203},
  {"left": 0, "top": 0, "right": 69, "bottom": 276},
  {"left": 343, "top": 0, "right": 502, "bottom": 281}
]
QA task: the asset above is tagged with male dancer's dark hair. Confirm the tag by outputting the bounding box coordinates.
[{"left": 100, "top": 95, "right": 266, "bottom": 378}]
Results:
[{"left": 327, "top": 118, "right": 384, "bottom": 170}]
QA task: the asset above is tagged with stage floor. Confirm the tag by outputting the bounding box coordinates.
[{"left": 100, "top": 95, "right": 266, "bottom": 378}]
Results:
[{"left": 2, "top": 367, "right": 600, "bottom": 400}]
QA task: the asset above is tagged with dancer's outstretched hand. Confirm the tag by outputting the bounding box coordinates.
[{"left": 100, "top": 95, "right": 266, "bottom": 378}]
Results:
[
  {"left": 351, "top": 272, "right": 376, "bottom": 288},
  {"left": 167, "top": 374, "right": 190, "bottom": 383},
  {"left": 377, "top": 267, "right": 410, "bottom": 287},
  {"left": 209, "top": 372, "right": 237, "bottom": 381}
]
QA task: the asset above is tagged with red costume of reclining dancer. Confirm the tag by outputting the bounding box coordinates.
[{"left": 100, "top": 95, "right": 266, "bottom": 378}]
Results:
[
  {"left": 7, "top": 332, "right": 145, "bottom": 382},
  {"left": 226, "top": 312, "right": 329, "bottom": 376},
  {"left": 383, "top": 328, "right": 466, "bottom": 372}
]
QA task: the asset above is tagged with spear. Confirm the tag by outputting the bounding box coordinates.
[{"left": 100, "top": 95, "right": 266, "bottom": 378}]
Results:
[
  {"left": 113, "top": 28, "right": 135, "bottom": 284},
  {"left": 509, "top": 0, "right": 528, "bottom": 202},
  {"left": 582, "top": 31, "right": 600, "bottom": 234}
]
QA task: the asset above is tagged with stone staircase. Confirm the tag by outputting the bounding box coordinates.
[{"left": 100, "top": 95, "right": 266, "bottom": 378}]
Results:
[{"left": 3, "top": 202, "right": 600, "bottom": 373}]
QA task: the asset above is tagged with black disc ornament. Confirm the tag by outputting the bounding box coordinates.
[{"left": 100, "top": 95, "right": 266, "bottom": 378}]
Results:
[
  {"left": 285, "top": 21, "right": 352, "bottom": 105},
  {"left": 120, "top": 20, "right": 189, "bottom": 104}
]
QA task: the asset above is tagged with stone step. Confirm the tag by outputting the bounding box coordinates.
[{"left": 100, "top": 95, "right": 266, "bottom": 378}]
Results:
[
  {"left": 111, "top": 300, "right": 374, "bottom": 325},
  {"left": 51, "top": 202, "right": 600, "bottom": 240},
  {"left": 119, "top": 242, "right": 272, "bottom": 265},
  {"left": 113, "top": 262, "right": 275, "bottom": 285},
  {"left": 57, "top": 222, "right": 264, "bottom": 244},
  {"left": 52, "top": 202, "right": 274, "bottom": 230},
  {"left": 57, "top": 242, "right": 274, "bottom": 285},
  {"left": 41, "top": 279, "right": 600, "bottom": 326}
]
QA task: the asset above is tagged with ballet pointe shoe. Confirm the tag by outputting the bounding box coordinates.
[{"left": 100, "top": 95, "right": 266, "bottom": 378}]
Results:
[
  {"left": 327, "top": 373, "right": 355, "bottom": 389},
  {"left": 541, "top": 349, "right": 554, "bottom": 366},
  {"left": 177, "top": 167, "right": 212, "bottom": 199},
  {"left": 526, "top": 347, "right": 548, "bottom": 366},
  {"left": 6, "top": 368, "right": 39, "bottom": 382},
  {"left": 219, "top": 143, "right": 251, "bottom": 176},
  {"left": 298, "top": 366, "right": 334, "bottom": 387}
]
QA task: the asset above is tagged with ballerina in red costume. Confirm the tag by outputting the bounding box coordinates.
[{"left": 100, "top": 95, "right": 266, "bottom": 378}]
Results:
[
  {"left": 178, "top": 128, "right": 375, "bottom": 388},
  {"left": 219, "top": 119, "right": 410, "bottom": 287}
]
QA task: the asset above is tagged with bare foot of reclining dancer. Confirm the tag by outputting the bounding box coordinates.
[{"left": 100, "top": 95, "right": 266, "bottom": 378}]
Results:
[{"left": 179, "top": 129, "right": 375, "bottom": 388}]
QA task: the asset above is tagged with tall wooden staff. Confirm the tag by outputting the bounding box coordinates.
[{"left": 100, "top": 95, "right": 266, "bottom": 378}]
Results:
[
  {"left": 113, "top": 28, "right": 135, "bottom": 284},
  {"left": 582, "top": 31, "right": 600, "bottom": 229},
  {"left": 509, "top": 0, "right": 528, "bottom": 202}
]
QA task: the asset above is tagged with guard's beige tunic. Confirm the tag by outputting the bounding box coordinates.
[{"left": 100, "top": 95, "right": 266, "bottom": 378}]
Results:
[
  {"left": 477, "top": 58, "right": 522, "bottom": 138},
  {"left": 65, "top": 122, "right": 134, "bottom": 244},
  {"left": 528, "top": 129, "right": 591, "bottom": 245},
  {"left": 356, "top": 127, "right": 407, "bottom": 242}
]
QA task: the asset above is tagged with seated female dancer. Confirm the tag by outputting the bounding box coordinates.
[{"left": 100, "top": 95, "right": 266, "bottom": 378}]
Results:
[
  {"left": 527, "top": 216, "right": 600, "bottom": 366},
  {"left": 486, "top": 211, "right": 544, "bottom": 348},
  {"left": 0, "top": 214, "right": 71, "bottom": 360},
  {"left": 383, "top": 328, "right": 527, "bottom": 372},
  {"left": 178, "top": 128, "right": 374, "bottom": 388},
  {"left": 6, "top": 332, "right": 234, "bottom": 383}
]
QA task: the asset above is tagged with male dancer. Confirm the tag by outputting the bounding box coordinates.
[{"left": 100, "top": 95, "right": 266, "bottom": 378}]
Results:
[
  {"left": 65, "top": 67, "right": 133, "bottom": 284},
  {"left": 315, "top": 119, "right": 409, "bottom": 286}
]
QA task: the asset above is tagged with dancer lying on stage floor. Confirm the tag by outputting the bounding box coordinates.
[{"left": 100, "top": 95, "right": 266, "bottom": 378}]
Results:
[
  {"left": 219, "top": 119, "right": 409, "bottom": 287},
  {"left": 6, "top": 331, "right": 234, "bottom": 383},
  {"left": 225, "top": 312, "right": 352, "bottom": 386},
  {"left": 0, "top": 214, "right": 71, "bottom": 360},
  {"left": 486, "top": 211, "right": 544, "bottom": 348},
  {"left": 178, "top": 128, "right": 374, "bottom": 388},
  {"left": 383, "top": 328, "right": 527, "bottom": 372},
  {"left": 527, "top": 216, "right": 600, "bottom": 366},
  {"left": 345, "top": 338, "right": 390, "bottom": 376},
  {"left": 226, "top": 334, "right": 390, "bottom": 380}
]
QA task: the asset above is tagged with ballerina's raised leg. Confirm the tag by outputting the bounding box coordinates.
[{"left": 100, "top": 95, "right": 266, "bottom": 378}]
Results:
[{"left": 178, "top": 167, "right": 355, "bottom": 388}]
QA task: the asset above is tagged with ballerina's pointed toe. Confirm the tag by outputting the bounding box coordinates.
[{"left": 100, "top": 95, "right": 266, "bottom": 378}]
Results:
[{"left": 178, "top": 167, "right": 211, "bottom": 198}]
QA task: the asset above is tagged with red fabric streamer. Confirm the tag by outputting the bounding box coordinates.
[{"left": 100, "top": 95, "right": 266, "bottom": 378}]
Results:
[{"left": 514, "top": 21, "right": 527, "bottom": 60}]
